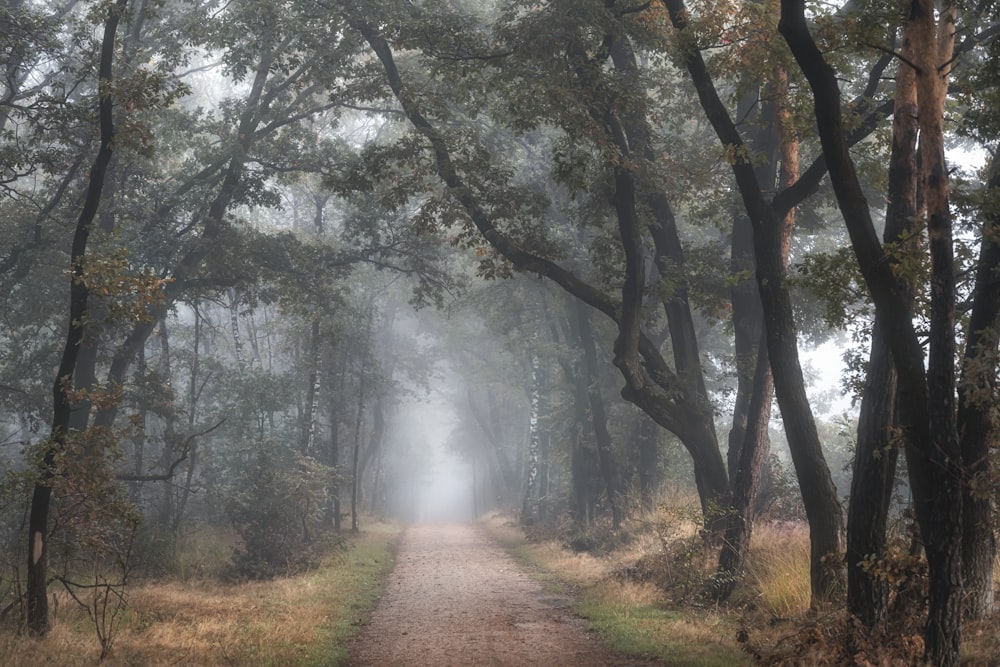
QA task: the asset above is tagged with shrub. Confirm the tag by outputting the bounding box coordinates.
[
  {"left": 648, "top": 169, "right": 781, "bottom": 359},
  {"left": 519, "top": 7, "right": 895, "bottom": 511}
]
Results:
[{"left": 225, "top": 444, "right": 335, "bottom": 579}]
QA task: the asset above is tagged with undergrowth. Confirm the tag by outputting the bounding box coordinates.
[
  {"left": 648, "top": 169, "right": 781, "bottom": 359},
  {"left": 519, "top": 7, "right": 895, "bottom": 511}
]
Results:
[
  {"left": 483, "top": 493, "right": 1000, "bottom": 667},
  {"left": 0, "top": 519, "right": 401, "bottom": 666}
]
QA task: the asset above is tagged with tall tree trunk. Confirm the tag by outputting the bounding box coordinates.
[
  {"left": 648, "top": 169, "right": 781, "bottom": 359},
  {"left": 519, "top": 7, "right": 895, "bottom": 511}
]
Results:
[
  {"left": 608, "top": 36, "right": 729, "bottom": 528},
  {"left": 912, "top": 4, "right": 962, "bottom": 660},
  {"left": 351, "top": 357, "right": 366, "bottom": 533},
  {"left": 174, "top": 304, "right": 202, "bottom": 532},
  {"left": 329, "top": 348, "right": 346, "bottom": 533},
  {"left": 957, "top": 157, "right": 1000, "bottom": 620},
  {"left": 26, "top": 0, "right": 127, "bottom": 634},
  {"left": 575, "top": 300, "right": 623, "bottom": 528},
  {"left": 521, "top": 353, "right": 541, "bottom": 525},
  {"left": 302, "top": 319, "right": 321, "bottom": 455},
  {"left": 715, "top": 332, "right": 773, "bottom": 600},
  {"left": 715, "top": 76, "right": 786, "bottom": 600},
  {"left": 780, "top": 1, "right": 963, "bottom": 660},
  {"left": 158, "top": 318, "right": 176, "bottom": 528},
  {"left": 635, "top": 416, "right": 659, "bottom": 510},
  {"left": 847, "top": 27, "right": 918, "bottom": 628}
]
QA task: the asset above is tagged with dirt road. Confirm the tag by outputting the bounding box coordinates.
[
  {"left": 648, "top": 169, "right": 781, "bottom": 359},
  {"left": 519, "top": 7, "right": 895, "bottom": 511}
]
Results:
[{"left": 348, "top": 522, "right": 657, "bottom": 666}]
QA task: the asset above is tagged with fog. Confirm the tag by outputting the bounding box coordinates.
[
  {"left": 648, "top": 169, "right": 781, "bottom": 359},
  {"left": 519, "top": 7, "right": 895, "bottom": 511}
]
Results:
[{"left": 388, "top": 392, "right": 476, "bottom": 523}]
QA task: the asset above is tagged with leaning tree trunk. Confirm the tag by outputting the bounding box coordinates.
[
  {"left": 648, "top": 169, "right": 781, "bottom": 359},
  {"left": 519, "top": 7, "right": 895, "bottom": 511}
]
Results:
[
  {"left": 26, "top": 0, "right": 128, "bottom": 635},
  {"left": 663, "top": 0, "right": 845, "bottom": 605},
  {"left": 780, "top": 1, "right": 963, "bottom": 661}
]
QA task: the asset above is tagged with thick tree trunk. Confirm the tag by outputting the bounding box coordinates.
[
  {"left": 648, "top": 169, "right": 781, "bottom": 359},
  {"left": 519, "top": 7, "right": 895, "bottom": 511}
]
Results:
[
  {"left": 635, "top": 416, "right": 659, "bottom": 510},
  {"left": 608, "top": 35, "right": 729, "bottom": 528},
  {"left": 780, "top": 1, "right": 963, "bottom": 661},
  {"left": 847, "top": 30, "right": 918, "bottom": 628},
  {"left": 912, "top": 4, "right": 962, "bottom": 661},
  {"left": 957, "top": 157, "right": 1000, "bottom": 620},
  {"left": 847, "top": 319, "right": 901, "bottom": 627},
  {"left": 26, "top": 0, "right": 127, "bottom": 634}
]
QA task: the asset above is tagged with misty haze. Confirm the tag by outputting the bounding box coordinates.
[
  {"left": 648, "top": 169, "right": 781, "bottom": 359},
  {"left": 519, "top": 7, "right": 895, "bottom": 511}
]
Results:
[{"left": 1, "top": 0, "right": 998, "bottom": 665}]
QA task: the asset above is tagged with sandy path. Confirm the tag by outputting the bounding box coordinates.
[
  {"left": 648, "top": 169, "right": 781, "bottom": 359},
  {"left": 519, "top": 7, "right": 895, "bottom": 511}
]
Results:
[{"left": 348, "top": 522, "right": 657, "bottom": 666}]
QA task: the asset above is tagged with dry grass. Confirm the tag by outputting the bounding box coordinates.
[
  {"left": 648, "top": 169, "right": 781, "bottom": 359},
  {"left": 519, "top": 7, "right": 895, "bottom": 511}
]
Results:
[
  {"left": 481, "top": 510, "right": 750, "bottom": 666},
  {"left": 0, "top": 520, "right": 401, "bottom": 666},
  {"left": 743, "top": 522, "right": 812, "bottom": 617}
]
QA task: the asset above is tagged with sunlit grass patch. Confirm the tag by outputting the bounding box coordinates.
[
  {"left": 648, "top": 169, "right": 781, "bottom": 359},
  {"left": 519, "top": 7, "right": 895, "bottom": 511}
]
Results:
[
  {"left": 0, "top": 519, "right": 401, "bottom": 666},
  {"left": 744, "top": 521, "right": 811, "bottom": 617}
]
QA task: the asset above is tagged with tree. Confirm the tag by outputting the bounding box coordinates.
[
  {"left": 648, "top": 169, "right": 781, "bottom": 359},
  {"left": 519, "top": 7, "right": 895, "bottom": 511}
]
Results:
[
  {"left": 778, "top": 0, "right": 986, "bottom": 662},
  {"left": 27, "top": 0, "right": 129, "bottom": 635}
]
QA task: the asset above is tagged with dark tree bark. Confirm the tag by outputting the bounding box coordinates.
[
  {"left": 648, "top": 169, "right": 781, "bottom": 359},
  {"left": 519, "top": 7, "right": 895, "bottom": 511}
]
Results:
[
  {"left": 780, "top": 1, "right": 963, "bottom": 661},
  {"left": 847, "top": 28, "right": 918, "bottom": 628},
  {"left": 350, "top": 355, "right": 367, "bottom": 533},
  {"left": 635, "top": 416, "right": 660, "bottom": 510},
  {"left": 26, "top": 0, "right": 128, "bottom": 635},
  {"left": 664, "top": 0, "right": 845, "bottom": 604},
  {"left": 715, "top": 74, "right": 792, "bottom": 600},
  {"left": 957, "top": 157, "right": 1000, "bottom": 620},
  {"left": 715, "top": 331, "right": 774, "bottom": 600}
]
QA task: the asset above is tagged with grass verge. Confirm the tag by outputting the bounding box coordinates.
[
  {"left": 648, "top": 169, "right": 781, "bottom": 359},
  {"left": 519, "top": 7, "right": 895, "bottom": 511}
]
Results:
[
  {"left": 481, "top": 513, "right": 750, "bottom": 667},
  {"left": 0, "top": 520, "right": 402, "bottom": 666}
]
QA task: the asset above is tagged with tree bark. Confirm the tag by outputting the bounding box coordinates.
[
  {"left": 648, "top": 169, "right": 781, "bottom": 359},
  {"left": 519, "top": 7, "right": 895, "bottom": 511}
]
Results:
[
  {"left": 303, "top": 319, "right": 322, "bottom": 455},
  {"left": 575, "top": 299, "right": 623, "bottom": 528},
  {"left": 957, "top": 157, "right": 1000, "bottom": 620},
  {"left": 780, "top": 1, "right": 963, "bottom": 660},
  {"left": 716, "top": 331, "right": 773, "bottom": 600},
  {"left": 912, "top": 4, "right": 963, "bottom": 660},
  {"left": 635, "top": 416, "right": 659, "bottom": 510},
  {"left": 847, "top": 26, "right": 918, "bottom": 628},
  {"left": 26, "top": 0, "right": 128, "bottom": 635},
  {"left": 664, "top": 0, "right": 845, "bottom": 604},
  {"left": 522, "top": 353, "right": 542, "bottom": 524}
]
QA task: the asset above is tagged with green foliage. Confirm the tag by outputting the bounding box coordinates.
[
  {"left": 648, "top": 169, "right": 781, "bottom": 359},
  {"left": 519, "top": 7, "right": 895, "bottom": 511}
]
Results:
[
  {"left": 225, "top": 444, "right": 337, "bottom": 579},
  {"left": 791, "top": 246, "right": 870, "bottom": 331}
]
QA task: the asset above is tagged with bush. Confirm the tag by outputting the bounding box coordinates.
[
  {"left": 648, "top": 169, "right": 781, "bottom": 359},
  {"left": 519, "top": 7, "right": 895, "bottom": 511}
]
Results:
[{"left": 225, "top": 444, "right": 335, "bottom": 579}]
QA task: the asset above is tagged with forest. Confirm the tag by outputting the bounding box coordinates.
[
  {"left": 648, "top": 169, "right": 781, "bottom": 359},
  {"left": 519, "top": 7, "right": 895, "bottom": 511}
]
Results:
[{"left": 1, "top": 0, "right": 999, "bottom": 664}]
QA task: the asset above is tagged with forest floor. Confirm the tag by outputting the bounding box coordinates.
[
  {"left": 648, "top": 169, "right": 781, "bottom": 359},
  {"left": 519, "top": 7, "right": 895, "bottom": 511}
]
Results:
[{"left": 347, "top": 522, "right": 663, "bottom": 666}]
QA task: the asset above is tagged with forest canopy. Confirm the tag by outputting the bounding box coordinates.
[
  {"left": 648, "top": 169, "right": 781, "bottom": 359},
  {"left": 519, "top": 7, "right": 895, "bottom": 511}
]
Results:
[{"left": 1, "top": 0, "right": 998, "bottom": 664}]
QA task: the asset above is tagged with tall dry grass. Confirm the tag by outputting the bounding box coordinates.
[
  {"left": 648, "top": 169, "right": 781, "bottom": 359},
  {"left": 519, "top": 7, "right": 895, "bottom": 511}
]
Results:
[
  {"left": 0, "top": 521, "right": 400, "bottom": 666},
  {"left": 744, "top": 521, "right": 811, "bottom": 617}
]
